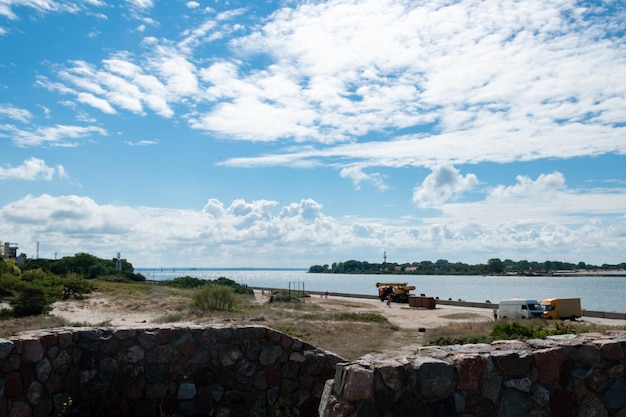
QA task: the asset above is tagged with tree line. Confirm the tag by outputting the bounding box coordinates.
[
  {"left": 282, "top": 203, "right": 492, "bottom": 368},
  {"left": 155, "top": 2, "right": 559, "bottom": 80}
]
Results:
[
  {"left": 308, "top": 258, "right": 626, "bottom": 275},
  {"left": 0, "top": 252, "right": 144, "bottom": 318}
]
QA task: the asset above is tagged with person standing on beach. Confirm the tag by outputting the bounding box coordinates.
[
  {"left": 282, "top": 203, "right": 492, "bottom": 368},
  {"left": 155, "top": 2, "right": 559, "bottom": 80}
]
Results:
[{"left": 387, "top": 294, "right": 392, "bottom": 307}]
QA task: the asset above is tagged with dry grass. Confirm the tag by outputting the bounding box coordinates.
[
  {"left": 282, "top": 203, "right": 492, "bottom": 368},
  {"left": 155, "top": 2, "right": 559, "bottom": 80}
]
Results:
[
  {"left": 425, "top": 320, "right": 498, "bottom": 345},
  {"left": 1, "top": 315, "right": 70, "bottom": 337},
  {"left": 2, "top": 282, "right": 624, "bottom": 361},
  {"left": 245, "top": 301, "right": 401, "bottom": 359}
]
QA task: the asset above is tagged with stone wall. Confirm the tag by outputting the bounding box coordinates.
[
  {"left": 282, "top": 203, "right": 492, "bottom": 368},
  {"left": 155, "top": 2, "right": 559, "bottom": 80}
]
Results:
[
  {"left": 0, "top": 325, "right": 344, "bottom": 417},
  {"left": 2, "top": 326, "right": 626, "bottom": 417},
  {"left": 319, "top": 333, "right": 626, "bottom": 417}
]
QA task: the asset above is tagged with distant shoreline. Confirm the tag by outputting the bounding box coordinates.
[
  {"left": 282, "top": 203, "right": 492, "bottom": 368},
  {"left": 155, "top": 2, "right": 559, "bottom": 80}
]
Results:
[{"left": 137, "top": 268, "right": 625, "bottom": 277}]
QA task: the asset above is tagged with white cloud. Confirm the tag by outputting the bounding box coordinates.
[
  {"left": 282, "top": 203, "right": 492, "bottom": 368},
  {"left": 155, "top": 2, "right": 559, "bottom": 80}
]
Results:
[
  {"left": 76, "top": 92, "right": 117, "bottom": 114},
  {"left": 432, "top": 172, "right": 626, "bottom": 226},
  {"left": 33, "top": 0, "right": 623, "bottom": 172},
  {"left": 340, "top": 166, "right": 388, "bottom": 191},
  {"left": 488, "top": 172, "right": 566, "bottom": 199},
  {"left": 124, "top": 139, "right": 158, "bottom": 146},
  {"left": 126, "top": 0, "right": 153, "bottom": 10},
  {"left": 0, "top": 104, "right": 32, "bottom": 123},
  {"left": 0, "top": 158, "right": 64, "bottom": 180},
  {"left": 0, "top": 0, "right": 104, "bottom": 20},
  {"left": 412, "top": 166, "right": 478, "bottom": 208},
  {"left": 0, "top": 123, "right": 107, "bottom": 147},
  {"left": 204, "top": 0, "right": 626, "bottom": 166},
  {"left": 1, "top": 190, "right": 624, "bottom": 267}
]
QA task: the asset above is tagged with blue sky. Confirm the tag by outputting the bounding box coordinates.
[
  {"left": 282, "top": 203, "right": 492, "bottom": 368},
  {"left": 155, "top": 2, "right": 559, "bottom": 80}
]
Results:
[{"left": 1, "top": 0, "right": 625, "bottom": 268}]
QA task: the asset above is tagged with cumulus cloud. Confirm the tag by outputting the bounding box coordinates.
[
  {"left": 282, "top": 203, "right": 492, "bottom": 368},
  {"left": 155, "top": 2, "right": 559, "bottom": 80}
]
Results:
[
  {"left": 0, "top": 158, "right": 65, "bottom": 180},
  {"left": 432, "top": 172, "right": 626, "bottom": 226},
  {"left": 413, "top": 166, "right": 478, "bottom": 208},
  {"left": 1, "top": 191, "right": 624, "bottom": 267},
  {"left": 340, "top": 166, "right": 388, "bottom": 191},
  {"left": 488, "top": 172, "right": 566, "bottom": 199}
]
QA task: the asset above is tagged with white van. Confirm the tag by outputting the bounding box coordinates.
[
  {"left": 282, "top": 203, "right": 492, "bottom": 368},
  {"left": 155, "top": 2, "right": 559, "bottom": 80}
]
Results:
[{"left": 497, "top": 299, "right": 543, "bottom": 319}]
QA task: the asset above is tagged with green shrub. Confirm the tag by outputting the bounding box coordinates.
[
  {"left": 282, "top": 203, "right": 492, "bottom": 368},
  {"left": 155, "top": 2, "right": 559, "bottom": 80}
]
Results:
[
  {"left": 269, "top": 290, "right": 306, "bottom": 303},
  {"left": 191, "top": 284, "right": 237, "bottom": 311},
  {"left": 490, "top": 321, "right": 579, "bottom": 341},
  {"left": 213, "top": 277, "right": 253, "bottom": 295},
  {"left": 553, "top": 320, "right": 585, "bottom": 335},
  {"left": 20, "top": 268, "right": 48, "bottom": 282},
  {"left": 430, "top": 335, "right": 493, "bottom": 346},
  {"left": 62, "top": 274, "right": 95, "bottom": 299},
  {"left": 160, "top": 276, "right": 252, "bottom": 294},
  {"left": 123, "top": 271, "right": 146, "bottom": 282},
  {"left": 9, "top": 284, "right": 51, "bottom": 316},
  {"left": 161, "top": 276, "right": 206, "bottom": 289},
  {"left": 490, "top": 322, "right": 535, "bottom": 340}
]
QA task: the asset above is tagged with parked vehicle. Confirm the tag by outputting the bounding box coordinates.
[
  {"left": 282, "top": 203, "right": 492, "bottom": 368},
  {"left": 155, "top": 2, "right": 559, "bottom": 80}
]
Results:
[
  {"left": 497, "top": 299, "right": 543, "bottom": 319},
  {"left": 375, "top": 282, "right": 416, "bottom": 303},
  {"left": 540, "top": 298, "right": 582, "bottom": 321}
]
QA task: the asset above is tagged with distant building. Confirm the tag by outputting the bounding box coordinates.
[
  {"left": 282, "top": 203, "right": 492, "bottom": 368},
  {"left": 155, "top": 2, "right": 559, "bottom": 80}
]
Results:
[{"left": 2, "top": 242, "right": 19, "bottom": 259}]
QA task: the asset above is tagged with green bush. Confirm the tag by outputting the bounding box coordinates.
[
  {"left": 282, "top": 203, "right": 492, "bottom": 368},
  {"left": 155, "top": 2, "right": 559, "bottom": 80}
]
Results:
[
  {"left": 490, "top": 322, "right": 536, "bottom": 340},
  {"left": 213, "top": 277, "right": 253, "bottom": 295},
  {"left": 160, "top": 276, "right": 252, "bottom": 294},
  {"left": 269, "top": 290, "right": 306, "bottom": 303},
  {"left": 62, "top": 274, "right": 95, "bottom": 299},
  {"left": 9, "top": 284, "right": 51, "bottom": 316},
  {"left": 490, "top": 321, "right": 576, "bottom": 341},
  {"left": 0, "top": 267, "right": 96, "bottom": 317},
  {"left": 191, "top": 284, "right": 237, "bottom": 311},
  {"left": 161, "top": 276, "right": 206, "bottom": 289},
  {"left": 430, "top": 335, "right": 493, "bottom": 346}
]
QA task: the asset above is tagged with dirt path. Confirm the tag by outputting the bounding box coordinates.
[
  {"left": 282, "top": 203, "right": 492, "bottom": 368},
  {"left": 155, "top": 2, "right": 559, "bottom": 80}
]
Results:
[{"left": 304, "top": 293, "right": 495, "bottom": 329}]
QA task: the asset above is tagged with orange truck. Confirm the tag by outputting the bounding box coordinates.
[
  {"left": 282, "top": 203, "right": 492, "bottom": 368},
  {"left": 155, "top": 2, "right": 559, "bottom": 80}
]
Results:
[{"left": 540, "top": 298, "right": 582, "bottom": 321}]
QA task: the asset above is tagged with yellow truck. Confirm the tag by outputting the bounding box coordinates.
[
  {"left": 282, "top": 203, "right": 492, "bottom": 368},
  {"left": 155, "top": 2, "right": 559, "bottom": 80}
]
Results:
[
  {"left": 376, "top": 282, "right": 416, "bottom": 303},
  {"left": 540, "top": 298, "right": 582, "bottom": 321}
]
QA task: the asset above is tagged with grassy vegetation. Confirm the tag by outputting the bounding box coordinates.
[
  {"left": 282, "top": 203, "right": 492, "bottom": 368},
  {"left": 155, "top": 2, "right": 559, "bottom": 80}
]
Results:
[
  {"left": 2, "top": 256, "right": 624, "bottom": 360},
  {"left": 191, "top": 284, "right": 239, "bottom": 311},
  {"left": 426, "top": 318, "right": 596, "bottom": 346}
]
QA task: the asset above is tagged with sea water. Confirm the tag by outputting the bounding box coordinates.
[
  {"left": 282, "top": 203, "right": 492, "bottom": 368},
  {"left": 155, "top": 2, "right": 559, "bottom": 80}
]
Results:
[{"left": 136, "top": 268, "right": 626, "bottom": 313}]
